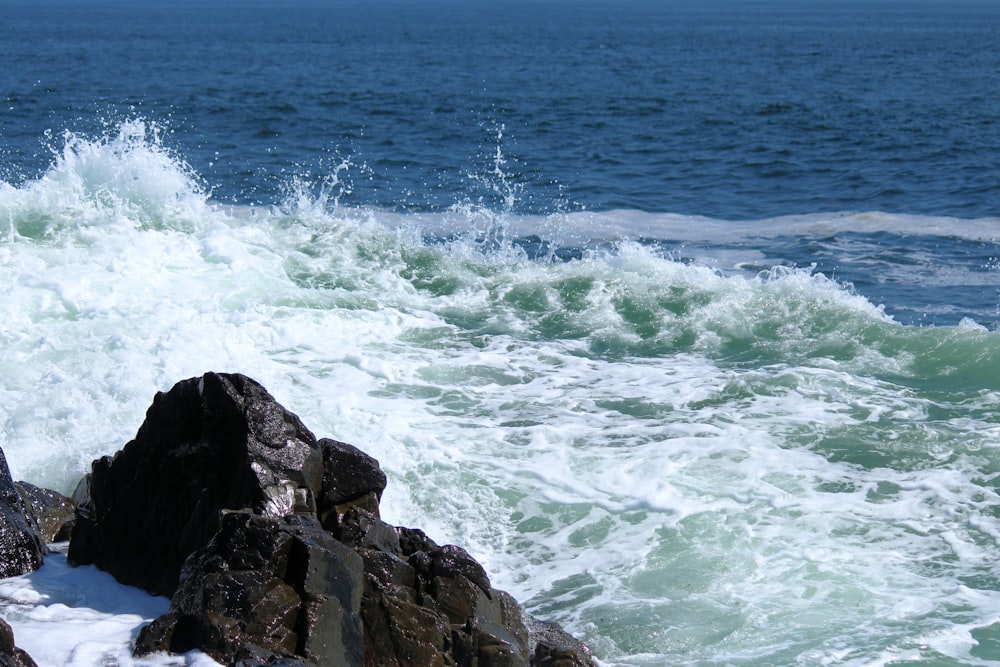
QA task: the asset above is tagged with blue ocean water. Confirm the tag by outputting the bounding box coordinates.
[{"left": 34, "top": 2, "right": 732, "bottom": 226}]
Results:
[
  {"left": 4, "top": 0, "right": 1000, "bottom": 219},
  {"left": 3, "top": 1, "right": 1000, "bottom": 665}
]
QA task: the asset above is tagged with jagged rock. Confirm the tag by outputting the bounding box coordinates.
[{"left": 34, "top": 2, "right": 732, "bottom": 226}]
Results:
[
  {"left": 335, "top": 509, "right": 540, "bottom": 667},
  {"left": 64, "top": 372, "right": 594, "bottom": 666},
  {"left": 68, "top": 372, "right": 323, "bottom": 596},
  {"left": 0, "top": 617, "right": 36, "bottom": 667},
  {"left": 0, "top": 448, "right": 46, "bottom": 579},
  {"left": 317, "top": 439, "right": 387, "bottom": 529},
  {"left": 333, "top": 507, "right": 401, "bottom": 554},
  {"left": 337, "top": 499, "right": 596, "bottom": 666},
  {"left": 526, "top": 617, "right": 595, "bottom": 667},
  {"left": 15, "top": 482, "right": 75, "bottom": 543},
  {"left": 134, "top": 512, "right": 364, "bottom": 666}
]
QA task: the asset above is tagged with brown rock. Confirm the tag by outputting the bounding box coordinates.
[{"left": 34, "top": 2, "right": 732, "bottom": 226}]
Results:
[{"left": 15, "top": 482, "right": 75, "bottom": 543}]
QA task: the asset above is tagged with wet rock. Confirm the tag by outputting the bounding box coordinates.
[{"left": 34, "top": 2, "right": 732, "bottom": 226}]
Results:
[
  {"left": 0, "top": 448, "right": 46, "bottom": 579},
  {"left": 317, "top": 439, "right": 386, "bottom": 529},
  {"left": 527, "top": 617, "right": 596, "bottom": 667},
  {"left": 68, "top": 372, "right": 323, "bottom": 596},
  {"left": 343, "top": 500, "right": 595, "bottom": 666},
  {"left": 334, "top": 507, "right": 401, "bottom": 554},
  {"left": 0, "top": 618, "right": 35, "bottom": 667},
  {"left": 350, "top": 512, "right": 538, "bottom": 667},
  {"left": 15, "top": 482, "right": 75, "bottom": 543},
  {"left": 135, "top": 512, "right": 364, "bottom": 666},
  {"left": 62, "top": 371, "right": 594, "bottom": 666}
]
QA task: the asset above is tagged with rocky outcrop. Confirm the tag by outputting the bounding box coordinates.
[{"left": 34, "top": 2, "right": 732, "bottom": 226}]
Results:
[
  {"left": 0, "top": 448, "right": 46, "bottom": 579},
  {"left": 68, "top": 372, "right": 323, "bottom": 596},
  {"left": 134, "top": 512, "right": 364, "bottom": 666},
  {"left": 69, "top": 372, "right": 595, "bottom": 666},
  {"left": 16, "top": 482, "right": 75, "bottom": 543},
  {"left": 317, "top": 439, "right": 387, "bottom": 529},
  {"left": 345, "top": 511, "right": 533, "bottom": 667},
  {"left": 0, "top": 618, "right": 36, "bottom": 667}
]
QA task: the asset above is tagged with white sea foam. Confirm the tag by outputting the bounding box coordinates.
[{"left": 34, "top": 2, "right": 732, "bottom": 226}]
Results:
[{"left": 0, "top": 547, "right": 219, "bottom": 666}]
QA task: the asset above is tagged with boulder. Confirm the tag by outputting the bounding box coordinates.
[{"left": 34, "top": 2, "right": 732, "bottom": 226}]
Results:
[
  {"left": 527, "top": 617, "right": 596, "bottom": 667},
  {"left": 0, "top": 448, "right": 46, "bottom": 578},
  {"left": 135, "top": 512, "right": 364, "bottom": 666},
  {"left": 15, "top": 482, "right": 75, "bottom": 543},
  {"left": 317, "top": 439, "right": 387, "bottom": 529},
  {"left": 0, "top": 618, "right": 36, "bottom": 667},
  {"left": 68, "top": 372, "right": 323, "bottom": 596},
  {"left": 65, "top": 372, "right": 594, "bottom": 666},
  {"left": 340, "top": 509, "right": 593, "bottom": 667}
]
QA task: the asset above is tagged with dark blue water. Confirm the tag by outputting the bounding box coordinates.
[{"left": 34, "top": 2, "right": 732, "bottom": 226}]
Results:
[{"left": 4, "top": 0, "right": 1000, "bottom": 218}]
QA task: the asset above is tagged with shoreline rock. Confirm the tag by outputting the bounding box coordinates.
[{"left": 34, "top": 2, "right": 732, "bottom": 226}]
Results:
[
  {"left": 68, "top": 372, "right": 323, "bottom": 596},
  {"left": 5, "top": 372, "right": 595, "bottom": 666},
  {"left": 0, "top": 448, "right": 46, "bottom": 580},
  {"left": 15, "top": 482, "right": 75, "bottom": 544},
  {"left": 0, "top": 373, "right": 595, "bottom": 667}
]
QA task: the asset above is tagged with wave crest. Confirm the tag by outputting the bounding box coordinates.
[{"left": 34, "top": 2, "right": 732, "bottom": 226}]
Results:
[{"left": 1, "top": 119, "right": 211, "bottom": 240}]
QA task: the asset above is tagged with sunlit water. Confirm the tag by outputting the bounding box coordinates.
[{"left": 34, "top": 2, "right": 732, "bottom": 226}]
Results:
[
  {"left": 4, "top": 0, "right": 1000, "bottom": 664},
  {"left": 0, "top": 125, "right": 999, "bottom": 665}
]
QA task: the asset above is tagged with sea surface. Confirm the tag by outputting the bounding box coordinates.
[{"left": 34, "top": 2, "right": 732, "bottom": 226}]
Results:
[{"left": 2, "top": 0, "right": 1000, "bottom": 665}]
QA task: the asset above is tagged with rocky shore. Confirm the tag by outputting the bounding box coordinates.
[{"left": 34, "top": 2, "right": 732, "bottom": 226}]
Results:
[{"left": 0, "top": 372, "right": 595, "bottom": 667}]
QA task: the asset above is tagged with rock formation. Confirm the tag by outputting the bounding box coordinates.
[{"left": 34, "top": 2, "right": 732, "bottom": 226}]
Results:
[
  {"left": 15, "top": 482, "right": 75, "bottom": 543},
  {"left": 135, "top": 512, "right": 364, "bottom": 666},
  {"left": 67, "top": 371, "right": 595, "bottom": 666},
  {"left": 0, "top": 448, "right": 46, "bottom": 579},
  {"left": 68, "top": 372, "right": 322, "bottom": 596}
]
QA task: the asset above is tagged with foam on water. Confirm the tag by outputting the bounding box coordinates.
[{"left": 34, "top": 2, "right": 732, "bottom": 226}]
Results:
[{"left": 3, "top": 124, "right": 1000, "bottom": 665}]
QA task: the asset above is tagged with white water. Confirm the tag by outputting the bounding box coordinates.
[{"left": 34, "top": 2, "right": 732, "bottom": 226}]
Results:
[{"left": 4, "top": 123, "right": 1000, "bottom": 665}]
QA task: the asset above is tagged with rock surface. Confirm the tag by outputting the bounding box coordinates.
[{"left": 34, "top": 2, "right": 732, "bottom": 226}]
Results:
[
  {"left": 317, "top": 439, "right": 387, "bottom": 529},
  {"left": 68, "top": 372, "right": 323, "bottom": 596},
  {"left": 0, "top": 618, "right": 36, "bottom": 667},
  {"left": 15, "top": 482, "right": 75, "bottom": 543},
  {"left": 0, "top": 448, "right": 46, "bottom": 579},
  {"left": 135, "top": 512, "right": 364, "bottom": 666},
  {"left": 346, "top": 511, "right": 536, "bottom": 667},
  {"left": 68, "top": 372, "right": 595, "bottom": 666}
]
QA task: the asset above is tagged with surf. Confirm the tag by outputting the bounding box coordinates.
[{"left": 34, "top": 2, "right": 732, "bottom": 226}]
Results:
[{"left": 3, "top": 121, "right": 1000, "bottom": 665}]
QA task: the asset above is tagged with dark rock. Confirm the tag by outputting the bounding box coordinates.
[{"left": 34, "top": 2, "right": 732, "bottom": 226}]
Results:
[
  {"left": 360, "top": 573, "right": 451, "bottom": 667},
  {"left": 356, "top": 517, "right": 545, "bottom": 667},
  {"left": 355, "top": 515, "right": 597, "bottom": 667},
  {"left": 527, "top": 617, "right": 595, "bottom": 667},
  {"left": 135, "top": 512, "right": 364, "bottom": 666},
  {"left": 15, "top": 482, "right": 75, "bottom": 543},
  {"left": 231, "top": 644, "right": 310, "bottom": 666},
  {"left": 396, "top": 526, "right": 441, "bottom": 556},
  {"left": 0, "top": 617, "right": 36, "bottom": 667},
  {"left": 68, "top": 372, "right": 323, "bottom": 596},
  {"left": 317, "top": 439, "right": 386, "bottom": 529},
  {"left": 0, "top": 448, "right": 46, "bottom": 578},
  {"left": 428, "top": 544, "right": 492, "bottom": 598},
  {"left": 335, "top": 508, "right": 401, "bottom": 554},
  {"left": 61, "top": 371, "right": 594, "bottom": 666},
  {"left": 359, "top": 544, "right": 537, "bottom": 667}
]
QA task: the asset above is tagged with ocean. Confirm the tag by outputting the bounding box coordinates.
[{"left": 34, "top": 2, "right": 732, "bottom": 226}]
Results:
[{"left": 2, "top": 0, "right": 1000, "bottom": 664}]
